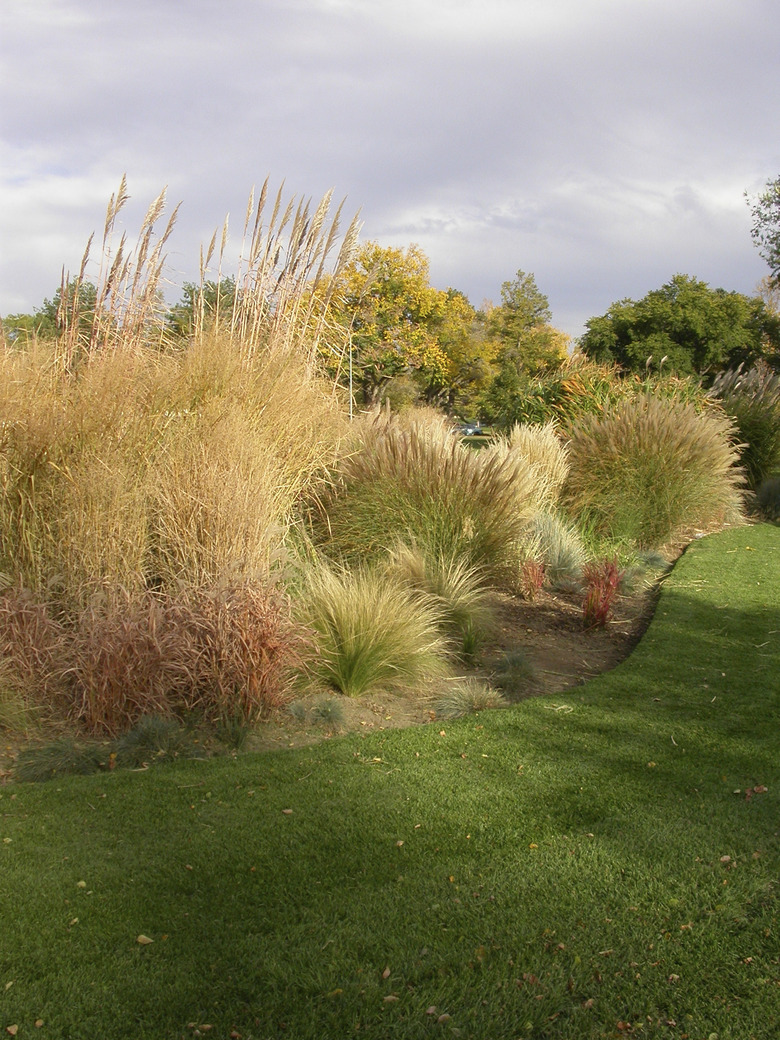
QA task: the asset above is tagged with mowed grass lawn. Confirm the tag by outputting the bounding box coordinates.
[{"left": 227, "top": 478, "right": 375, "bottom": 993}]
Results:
[{"left": 1, "top": 525, "right": 778, "bottom": 1040}]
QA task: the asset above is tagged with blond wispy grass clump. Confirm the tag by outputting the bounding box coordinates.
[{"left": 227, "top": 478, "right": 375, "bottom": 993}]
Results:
[
  {"left": 481, "top": 420, "right": 569, "bottom": 509},
  {"left": 297, "top": 561, "right": 451, "bottom": 698},
  {"left": 384, "top": 543, "right": 496, "bottom": 659},
  {"left": 563, "top": 395, "right": 745, "bottom": 548},
  {"left": 315, "top": 409, "right": 538, "bottom": 581}
]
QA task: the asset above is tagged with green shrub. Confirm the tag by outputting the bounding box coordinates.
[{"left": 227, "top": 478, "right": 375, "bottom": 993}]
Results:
[
  {"left": 15, "top": 738, "right": 104, "bottom": 783},
  {"left": 313, "top": 410, "right": 538, "bottom": 581},
  {"left": 297, "top": 561, "right": 450, "bottom": 697},
  {"left": 756, "top": 476, "right": 780, "bottom": 520},
  {"left": 563, "top": 395, "right": 745, "bottom": 548},
  {"left": 710, "top": 363, "right": 780, "bottom": 489},
  {"left": 113, "top": 715, "right": 206, "bottom": 768}
]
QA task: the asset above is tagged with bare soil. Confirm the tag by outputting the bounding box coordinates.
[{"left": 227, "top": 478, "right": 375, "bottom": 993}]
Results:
[{"left": 243, "top": 576, "right": 664, "bottom": 753}]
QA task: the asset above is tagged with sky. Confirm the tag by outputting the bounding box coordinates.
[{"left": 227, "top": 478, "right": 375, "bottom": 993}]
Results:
[{"left": 1, "top": 0, "right": 779, "bottom": 340}]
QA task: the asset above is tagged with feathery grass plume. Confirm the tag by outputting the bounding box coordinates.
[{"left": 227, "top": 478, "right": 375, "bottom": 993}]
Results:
[
  {"left": 481, "top": 420, "right": 569, "bottom": 509},
  {"left": 193, "top": 178, "right": 361, "bottom": 366},
  {"left": 297, "top": 561, "right": 450, "bottom": 698},
  {"left": 432, "top": 677, "right": 508, "bottom": 719},
  {"left": 563, "top": 395, "right": 745, "bottom": 548},
  {"left": 710, "top": 363, "right": 780, "bottom": 490},
  {"left": 527, "top": 509, "right": 587, "bottom": 588},
  {"left": 314, "top": 408, "right": 537, "bottom": 581},
  {"left": 384, "top": 542, "right": 496, "bottom": 660}
]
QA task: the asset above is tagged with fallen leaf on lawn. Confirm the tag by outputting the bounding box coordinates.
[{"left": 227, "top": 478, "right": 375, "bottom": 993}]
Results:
[
  {"left": 6, "top": 1026, "right": 19, "bottom": 1037},
  {"left": 582, "top": 998, "right": 594, "bottom": 1009},
  {"left": 3, "top": 982, "right": 12, "bottom": 991},
  {"left": 383, "top": 994, "right": 398, "bottom": 1003},
  {"left": 76, "top": 880, "right": 86, "bottom": 888},
  {"left": 136, "top": 934, "right": 154, "bottom": 945},
  {"left": 382, "top": 966, "right": 391, "bottom": 979},
  {"left": 396, "top": 840, "right": 404, "bottom": 847},
  {"left": 437, "top": 1013, "right": 451, "bottom": 1023},
  {"left": 281, "top": 809, "right": 293, "bottom": 815},
  {"left": 35, "top": 1021, "right": 44, "bottom": 1029},
  {"left": 426, "top": 1006, "right": 437, "bottom": 1015},
  {"left": 720, "top": 855, "right": 731, "bottom": 863},
  {"left": 668, "top": 973, "right": 680, "bottom": 983}
]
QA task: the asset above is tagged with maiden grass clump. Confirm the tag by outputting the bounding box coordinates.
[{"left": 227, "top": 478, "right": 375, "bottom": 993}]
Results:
[
  {"left": 314, "top": 409, "right": 538, "bottom": 581},
  {"left": 0, "top": 179, "right": 359, "bottom": 733},
  {"left": 297, "top": 561, "right": 451, "bottom": 698},
  {"left": 563, "top": 394, "right": 745, "bottom": 548}
]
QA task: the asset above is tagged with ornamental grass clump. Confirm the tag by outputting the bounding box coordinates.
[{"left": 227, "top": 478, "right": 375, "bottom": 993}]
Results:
[
  {"left": 710, "top": 363, "right": 780, "bottom": 490},
  {"left": 297, "top": 561, "right": 450, "bottom": 698},
  {"left": 314, "top": 409, "right": 538, "bottom": 581},
  {"left": 384, "top": 543, "right": 496, "bottom": 660},
  {"left": 563, "top": 395, "right": 745, "bottom": 548},
  {"left": 480, "top": 420, "right": 569, "bottom": 509},
  {"left": 582, "top": 558, "right": 624, "bottom": 629}
]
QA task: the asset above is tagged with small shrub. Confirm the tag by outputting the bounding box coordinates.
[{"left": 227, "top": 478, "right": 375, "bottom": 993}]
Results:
[
  {"left": 297, "top": 561, "right": 450, "bottom": 697},
  {"left": 563, "top": 395, "right": 745, "bottom": 548},
  {"left": 582, "top": 558, "right": 624, "bottom": 629},
  {"left": 309, "top": 695, "right": 347, "bottom": 730},
  {"left": 528, "top": 509, "right": 587, "bottom": 588},
  {"left": 114, "top": 715, "right": 205, "bottom": 768},
  {"left": 285, "top": 699, "right": 309, "bottom": 722},
  {"left": 432, "top": 678, "right": 508, "bottom": 719},
  {"left": 490, "top": 649, "right": 540, "bottom": 700},
  {"left": 756, "top": 476, "right": 780, "bottom": 520}
]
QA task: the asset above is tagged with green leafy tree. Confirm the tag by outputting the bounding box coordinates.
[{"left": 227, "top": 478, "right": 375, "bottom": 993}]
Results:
[
  {"left": 579, "top": 274, "right": 780, "bottom": 376},
  {"left": 165, "top": 278, "right": 237, "bottom": 338},
  {"left": 323, "top": 242, "right": 489, "bottom": 408},
  {"left": 2, "top": 280, "right": 98, "bottom": 344},
  {"left": 747, "top": 176, "right": 780, "bottom": 285}
]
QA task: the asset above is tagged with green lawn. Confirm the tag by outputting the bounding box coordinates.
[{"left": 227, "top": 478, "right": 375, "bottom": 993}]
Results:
[{"left": 1, "top": 524, "right": 778, "bottom": 1040}]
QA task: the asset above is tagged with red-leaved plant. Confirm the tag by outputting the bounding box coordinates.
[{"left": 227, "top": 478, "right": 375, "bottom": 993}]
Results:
[
  {"left": 519, "top": 559, "right": 546, "bottom": 602},
  {"left": 582, "top": 558, "right": 624, "bottom": 629}
]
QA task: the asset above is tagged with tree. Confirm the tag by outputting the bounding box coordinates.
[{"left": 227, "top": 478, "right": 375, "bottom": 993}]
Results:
[
  {"left": 579, "top": 274, "right": 780, "bottom": 376},
  {"left": 165, "top": 278, "right": 237, "bottom": 338},
  {"left": 747, "top": 176, "right": 780, "bottom": 285},
  {"left": 323, "top": 242, "right": 490, "bottom": 408},
  {"left": 1, "top": 280, "right": 98, "bottom": 345},
  {"left": 484, "top": 270, "right": 567, "bottom": 375}
]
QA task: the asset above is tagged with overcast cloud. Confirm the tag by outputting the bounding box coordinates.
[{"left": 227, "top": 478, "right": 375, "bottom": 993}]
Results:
[{"left": 1, "top": 0, "right": 778, "bottom": 338}]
